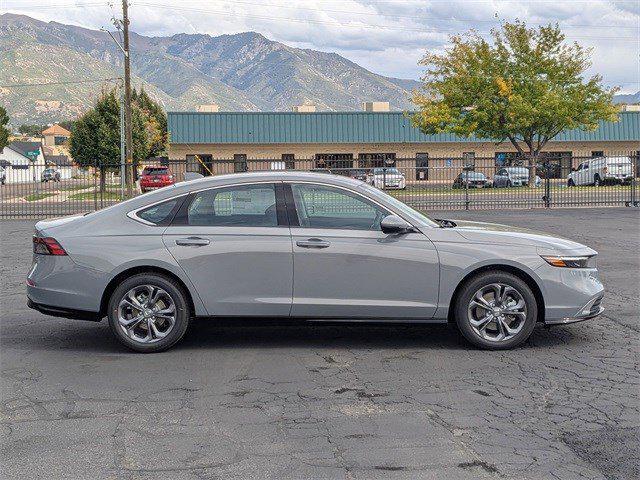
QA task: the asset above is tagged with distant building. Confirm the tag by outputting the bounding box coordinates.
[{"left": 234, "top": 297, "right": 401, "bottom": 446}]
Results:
[
  {"left": 167, "top": 109, "right": 640, "bottom": 181},
  {"left": 0, "top": 141, "right": 46, "bottom": 183},
  {"left": 41, "top": 124, "right": 71, "bottom": 147},
  {"left": 197, "top": 104, "right": 220, "bottom": 113}
]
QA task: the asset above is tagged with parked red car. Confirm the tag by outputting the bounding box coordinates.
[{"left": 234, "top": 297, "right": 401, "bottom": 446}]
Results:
[{"left": 139, "top": 166, "right": 174, "bottom": 193}]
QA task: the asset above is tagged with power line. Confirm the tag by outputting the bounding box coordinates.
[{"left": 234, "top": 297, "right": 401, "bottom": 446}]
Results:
[
  {"left": 0, "top": 77, "right": 122, "bottom": 88},
  {"left": 134, "top": 2, "right": 638, "bottom": 40},
  {"left": 169, "top": 0, "right": 639, "bottom": 31}
]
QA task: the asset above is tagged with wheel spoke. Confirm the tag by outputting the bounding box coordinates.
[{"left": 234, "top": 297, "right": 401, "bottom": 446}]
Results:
[{"left": 119, "top": 314, "right": 144, "bottom": 329}]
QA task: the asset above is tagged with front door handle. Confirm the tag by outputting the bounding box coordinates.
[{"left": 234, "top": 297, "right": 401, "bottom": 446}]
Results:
[
  {"left": 175, "top": 237, "right": 210, "bottom": 247},
  {"left": 296, "top": 238, "right": 331, "bottom": 249}
]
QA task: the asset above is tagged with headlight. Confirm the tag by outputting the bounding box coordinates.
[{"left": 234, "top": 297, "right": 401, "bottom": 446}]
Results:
[{"left": 540, "top": 255, "right": 595, "bottom": 268}]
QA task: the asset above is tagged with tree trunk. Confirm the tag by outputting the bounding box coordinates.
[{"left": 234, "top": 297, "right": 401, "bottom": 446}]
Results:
[
  {"left": 99, "top": 167, "right": 106, "bottom": 193},
  {"left": 527, "top": 151, "right": 538, "bottom": 186}
]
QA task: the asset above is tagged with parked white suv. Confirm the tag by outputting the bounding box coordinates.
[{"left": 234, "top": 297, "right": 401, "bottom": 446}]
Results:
[
  {"left": 567, "top": 156, "right": 633, "bottom": 186},
  {"left": 366, "top": 167, "right": 406, "bottom": 189}
]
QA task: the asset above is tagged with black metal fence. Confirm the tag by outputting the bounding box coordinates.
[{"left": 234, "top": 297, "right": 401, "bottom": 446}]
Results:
[{"left": 1, "top": 153, "right": 638, "bottom": 218}]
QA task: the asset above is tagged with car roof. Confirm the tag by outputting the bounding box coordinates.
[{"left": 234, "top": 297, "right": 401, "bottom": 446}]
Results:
[
  {"left": 180, "top": 170, "right": 366, "bottom": 189},
  {"left": 88, "top": 171, "right": 374, "bottom": 219}
]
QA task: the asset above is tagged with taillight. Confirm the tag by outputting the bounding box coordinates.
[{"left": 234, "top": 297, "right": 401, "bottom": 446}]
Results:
[{"left": 33, "top": 236, "right": 67, "bottom": 255}]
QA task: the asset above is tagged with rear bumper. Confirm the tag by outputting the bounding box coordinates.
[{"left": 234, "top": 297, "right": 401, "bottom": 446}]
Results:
[{"left": 27, "top": 298, "right": 102, "bottom": 322}]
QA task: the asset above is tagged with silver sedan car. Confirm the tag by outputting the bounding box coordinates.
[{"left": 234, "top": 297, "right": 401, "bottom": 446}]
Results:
[{"left": 27, "top": 171, "right": 604, "bottom": 352}]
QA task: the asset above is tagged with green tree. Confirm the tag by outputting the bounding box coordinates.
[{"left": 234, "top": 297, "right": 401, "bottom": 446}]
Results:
[
  {"left": 18, "top": 124, "right": 46, "bottom": 137},
  {"left": 411, "top": 21, "right": 619, "bottom": 182},
  {"left": 132, "top": 87, "right": 167, "bottom": 157},
  {"left": 69, "top": 89, "right": 148, "bottom": 192},
  {"left": 0, "top": 105, "right": 9, "bottom": 150}
]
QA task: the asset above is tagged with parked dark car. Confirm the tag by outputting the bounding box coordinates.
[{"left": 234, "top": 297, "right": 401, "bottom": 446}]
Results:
[
  {"left": 452, "top": 171, "right": 492, "bottom": 189},
  {"left": 41, "top": 168, "right": 61, "bottom": 182},
  {"left": 139, "top": 166, "right": 174, "bottom": 193}
]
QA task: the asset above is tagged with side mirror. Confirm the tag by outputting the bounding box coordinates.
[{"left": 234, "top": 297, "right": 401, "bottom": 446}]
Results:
[{"left": 381, "top": 215, "right": 414, "bottom": 234}]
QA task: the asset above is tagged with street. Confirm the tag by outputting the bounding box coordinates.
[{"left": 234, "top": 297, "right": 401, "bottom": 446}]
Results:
[{"left": 0, "top": 208, "right": 638, "bottom": 479}]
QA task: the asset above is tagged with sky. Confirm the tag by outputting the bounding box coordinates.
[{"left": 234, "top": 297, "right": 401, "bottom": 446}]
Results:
[{"left": 1, "top": 0, "right": 639, "bottom": 93}]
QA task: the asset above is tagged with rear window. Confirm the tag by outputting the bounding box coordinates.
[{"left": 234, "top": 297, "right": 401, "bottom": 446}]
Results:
[
  {"left": 137, "top": 197, "right": 180, "bottom": 225},
  {"left": 143, "top": 167, "right": 169, "bottom": 175}
]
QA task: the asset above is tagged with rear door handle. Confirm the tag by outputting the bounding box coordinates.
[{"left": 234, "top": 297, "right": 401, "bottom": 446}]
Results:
[
  {"left": 296, "top": 238, "right": 331, "bottom": 249},
  {"left": 175, "top": 237, "right": 210, "bottom": 246}
]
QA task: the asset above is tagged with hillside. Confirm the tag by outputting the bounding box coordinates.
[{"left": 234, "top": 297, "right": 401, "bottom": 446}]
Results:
[{"left": 0, "top": 13, "right": 419, "bottom": 125}]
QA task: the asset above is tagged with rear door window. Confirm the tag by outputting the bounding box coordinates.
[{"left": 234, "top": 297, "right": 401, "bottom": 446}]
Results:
[
  {"left": 186, "top": 183, "right": 279, "bottom": 227},
  {"left": 136, "top": 197, "right": 182, "bottom": 225}
]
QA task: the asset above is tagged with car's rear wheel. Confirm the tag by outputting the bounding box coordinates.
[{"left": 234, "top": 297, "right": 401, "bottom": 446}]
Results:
[
  {"left": 454, "top": 271, "right": 537, "bottom": 350},
  {"left": 107, "top": 273, "right": 190, "bottom": 353},
  {"left": 594, "top": 174, "right": 601, "bottom": 186},
  {"left": 568, "top": 178, "right": 575, "bottom": 187}
]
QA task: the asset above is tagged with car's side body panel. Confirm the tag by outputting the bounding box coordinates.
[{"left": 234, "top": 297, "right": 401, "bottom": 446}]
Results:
[
  {"left": 162, "top": 225, "right": 294, "bottom": 316},
  {"left": 290, "top": 228, "right": 439, "bottom": 318}
]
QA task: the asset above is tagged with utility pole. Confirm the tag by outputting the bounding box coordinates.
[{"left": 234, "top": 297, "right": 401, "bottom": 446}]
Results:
[{"left": 122, "top": 0, "right": 134, "bottom": 197}]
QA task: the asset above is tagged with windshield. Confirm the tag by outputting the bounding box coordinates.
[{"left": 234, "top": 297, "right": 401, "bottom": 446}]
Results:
[
  {"left": 507, "top": 167, "right": 528, "bottom": 175},
  {"left": 462, "top": 172, "right": 485, "bottom": 179},
  {"left": 358, "top": 183, "right": 440, "bottom": 228},
  {"left": 372, "top": 167, "right": 401, "bottom": 174},
  {"left": 143, "top": 167, "right": 169, "bottom": 175}
]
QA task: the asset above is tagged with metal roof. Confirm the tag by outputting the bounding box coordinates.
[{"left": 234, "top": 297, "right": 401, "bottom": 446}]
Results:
[{"left": 168, "top": 111, "right": 640, "bottom": 145}]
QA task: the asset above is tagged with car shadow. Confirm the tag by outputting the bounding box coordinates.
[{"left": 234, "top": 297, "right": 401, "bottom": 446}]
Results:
[{"left": 2, "top": 315, "right": 593, "bottom": 354}]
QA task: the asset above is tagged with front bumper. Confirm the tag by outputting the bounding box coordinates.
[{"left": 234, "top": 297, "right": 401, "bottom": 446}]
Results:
[{"left": 544, "top": 294, "right": 604, "bottom": 325}]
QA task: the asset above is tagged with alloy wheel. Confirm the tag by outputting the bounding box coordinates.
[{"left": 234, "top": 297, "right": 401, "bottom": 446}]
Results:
[
  {"left": 467, "top": 283, "right": 527, "bottom": 342},
  {"left": 117, "top": 285, "right": 176, "bottom": 344}
]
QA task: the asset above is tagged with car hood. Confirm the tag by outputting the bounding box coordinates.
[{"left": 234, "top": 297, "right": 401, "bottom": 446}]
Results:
[{"left": 445, "top": 219, "right": 595, "bottom": 254}]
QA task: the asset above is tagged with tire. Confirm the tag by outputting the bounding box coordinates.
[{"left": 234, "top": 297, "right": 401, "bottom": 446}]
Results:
[
  {"left": 107, "top": 273, "right": 191, "bottom": 353},
  {"left": 506, "top": 180, "right": 512, "bottom": 188},
  {"left": 594, "top": 174, "right": 601, "bottom": 187},
  {"left": 453, "top": 271, "right": 538, "bottom": 350},
  {"left": 568, "top": 178, "right": 575, "bottom": 187}
]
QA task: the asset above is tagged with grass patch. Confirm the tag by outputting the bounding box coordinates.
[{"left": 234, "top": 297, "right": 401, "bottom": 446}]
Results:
[
  {"left": 24, "top": 192, "right": 56, "bottom": 202},
  {"left": 60, "top": 184, "right": 94, "bottom": 191},
  {"left": 69, "top": 191, "right": 122, "bottom": 201}
]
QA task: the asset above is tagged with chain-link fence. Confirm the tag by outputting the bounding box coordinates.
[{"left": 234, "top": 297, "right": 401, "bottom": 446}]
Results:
[{"left": 1, "top": 152, "right": 638, "bottom": 218}]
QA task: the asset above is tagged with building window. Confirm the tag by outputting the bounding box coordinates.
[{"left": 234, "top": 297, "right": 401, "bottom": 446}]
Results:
[
  {"left": 282, "top": 154, "right": 295, "bottom": 170},
  {"left": 494, "top": 152, "right": 524, "bottom": 167},
  {"left": 415, "top": 153, "right": 429, "bottom": 181},
  {"left": 234, "top": 154, "right": 248, "bottom": 173},
  {"left": 357, "top": 153, "right": 396, "bottom": 168},
  {"left": 315, "top": 153, "right": 353, "bottom": 174},
  {"left": 462, "top": 152, "right": 475, "bottom": 168},
  {"left": 538, "top": 151, "right": 572, "bottom": 179},
  {"left": 186, "top": 154, "right": 213, "bottom": 176},
  {"left": 591, "top": 151, "right": 604, "bottom": 157}
]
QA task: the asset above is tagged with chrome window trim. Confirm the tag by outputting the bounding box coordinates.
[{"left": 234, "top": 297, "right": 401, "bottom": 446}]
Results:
[{"left": 127, "top": 178, "right": 425, "bottom": 229}]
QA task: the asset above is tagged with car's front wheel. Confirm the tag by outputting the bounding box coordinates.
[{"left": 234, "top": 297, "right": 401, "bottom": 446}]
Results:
[
  {"left": 107, "top": 273, "right": 190, "bottom": 353},
  {"left": 454, "top": 271, "right": 537, "bottom": 350}
]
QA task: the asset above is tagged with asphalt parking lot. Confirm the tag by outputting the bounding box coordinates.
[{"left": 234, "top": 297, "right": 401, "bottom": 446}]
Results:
[{"left": 1, "top": 208, "right": 638, "bottom": 479}]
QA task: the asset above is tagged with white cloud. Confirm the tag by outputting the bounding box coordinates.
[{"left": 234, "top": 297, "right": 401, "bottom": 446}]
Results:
[{"left": 2, "top": 0, "right": 638, "bottom": 91}]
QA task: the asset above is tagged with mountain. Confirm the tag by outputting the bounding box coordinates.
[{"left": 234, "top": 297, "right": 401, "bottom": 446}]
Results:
[
  {"left": 0, "top": 13, "right": 420, "bottom": 125},
  {"left": 613, "top": 91, "right": 640, "bottom": 104}
]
